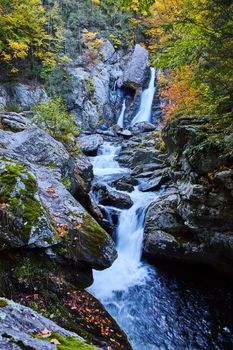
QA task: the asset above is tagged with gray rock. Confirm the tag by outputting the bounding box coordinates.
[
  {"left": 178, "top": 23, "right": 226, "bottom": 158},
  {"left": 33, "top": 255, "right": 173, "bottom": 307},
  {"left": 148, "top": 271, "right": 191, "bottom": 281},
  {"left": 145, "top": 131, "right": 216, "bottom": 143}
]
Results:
[
  {"left": 79, "top": 134, "right": 104, "bottom": 156},
  {"left": 0, "top": 298, "right": 93, "bottom": 350},
  {"left": 130, "top": 121, "right": 156, "bottom": 135},
  {"left": 0, "top": 113, "right": 117, "bottom": 274},
  {"left": 100, "top": 40, "right": 116, "bottom": 63},
  {"left": 117, "top": 129, "right": 132, "bottom": 139},
  {"left": 0, "top": 112, "right": 31, "bottom": 131},
  {"left": 0, "top": 86, "right": 8, "bottom": 109},
  {"left": 113, "top": 175, "right": 138, "bottom": 192},
  {"left": 128, "top": 149, "right": 163, "bottom": 168},
  {"left": 0, "top": 83, "right": 47, "bottom": 109},
  {"left": 123, "top": 45, "right": 149, "bottom": 89},
  {"left": 145, "top": 191, "right": 185, "bottom": 235},
  {"left": 144, "top": 230, "right": 179, "bottom": 256},
  {"left": 10, "top": 83, "right": 48, "bottom": 108},
  {"left": 75, "top": 153, "right": 94, "bottom": 191},
  {"left": 93, "top": 183, "right": 133, "bottom": 209},
  {"left": 139, "top": 171, "right": 170, "bottom": 192}
]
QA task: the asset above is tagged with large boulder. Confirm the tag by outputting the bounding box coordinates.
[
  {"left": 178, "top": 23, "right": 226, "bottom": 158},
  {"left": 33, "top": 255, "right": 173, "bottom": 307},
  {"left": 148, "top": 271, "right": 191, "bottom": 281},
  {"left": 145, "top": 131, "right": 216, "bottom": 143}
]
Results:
[
  {"left": 0, "top": 83, "right": 47, "bottom": 109},
  {"left": 0, "top": 295, "right": 133, "bottom": 350},
  {"left": 123, "top": 44, "right": 149, "bottom": 90},
  {"left": 79, "top": 134, "right": 104, "bottom": 156},
  {"left": 0, "top": 113, "right": 117, "bottom": 294},
  {"left": 93, "top": 183, "right": 133, "bottom": 209},
  {"left": 0, "top": 298, "right": 95, "bottom": 350},
  {"left": 130, "top": 121, "right": 156, "bottom": 135},
  {"left": 100, "top": 39, "right": 117, "bottom": 63},
  {"left": 75, "top": 153, "right": 94, "bottom": 191}
]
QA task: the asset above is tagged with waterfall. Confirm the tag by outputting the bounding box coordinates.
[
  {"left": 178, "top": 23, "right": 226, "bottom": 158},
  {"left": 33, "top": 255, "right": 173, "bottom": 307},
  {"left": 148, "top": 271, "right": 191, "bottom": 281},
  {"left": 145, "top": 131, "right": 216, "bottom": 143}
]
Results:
[
  {"left": 117, "top": 99, "right": 126, "bottom": 129},
  {"left": 89, "top": 143, "right": 157, "bottom": 298},
  {"left": 131, "top": 67, "right": 156, "bottom": 126}
]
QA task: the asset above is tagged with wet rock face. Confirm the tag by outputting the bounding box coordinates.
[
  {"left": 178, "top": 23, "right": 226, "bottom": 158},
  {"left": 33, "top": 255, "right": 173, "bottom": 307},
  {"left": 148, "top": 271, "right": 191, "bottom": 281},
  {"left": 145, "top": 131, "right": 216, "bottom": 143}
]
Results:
[
  {"left": 130, "top": 121, "right": 156, "bottom": 135},
  {"left": 123, "top": 44, "right": 149, "bottom": 90},
  {"left": 66, "top": 43, "right": 151, "bottom": 131},
  {"left": 75, "top": 153, "right": 94, "bottom": 192}
]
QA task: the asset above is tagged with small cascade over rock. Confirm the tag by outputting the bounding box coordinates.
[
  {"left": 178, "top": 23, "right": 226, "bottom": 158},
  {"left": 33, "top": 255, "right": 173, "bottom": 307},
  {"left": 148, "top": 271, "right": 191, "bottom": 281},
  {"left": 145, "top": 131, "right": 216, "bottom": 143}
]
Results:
[{"left": 131, "top": 67, "right": 156, "bottom": 126}]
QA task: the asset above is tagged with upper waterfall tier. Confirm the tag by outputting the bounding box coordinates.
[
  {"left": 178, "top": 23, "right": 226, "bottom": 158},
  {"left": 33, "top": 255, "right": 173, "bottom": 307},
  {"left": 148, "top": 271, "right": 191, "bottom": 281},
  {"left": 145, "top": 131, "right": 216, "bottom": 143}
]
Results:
[{"left": 131, "top": 67, "right": 156, "bottom": 126}]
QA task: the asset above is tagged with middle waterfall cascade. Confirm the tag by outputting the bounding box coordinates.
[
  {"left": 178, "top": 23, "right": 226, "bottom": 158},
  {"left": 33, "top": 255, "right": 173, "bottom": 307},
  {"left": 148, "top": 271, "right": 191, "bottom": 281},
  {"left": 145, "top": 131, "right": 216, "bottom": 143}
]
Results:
[
  {"left": 117, "top": 99, "right": 126, "bottom": 129},
  {"left": 89, "top": 142, "right": 158, "bottom": 297},
  {"left": 131, "top": 67, "right": 156, "bottom": 126}
]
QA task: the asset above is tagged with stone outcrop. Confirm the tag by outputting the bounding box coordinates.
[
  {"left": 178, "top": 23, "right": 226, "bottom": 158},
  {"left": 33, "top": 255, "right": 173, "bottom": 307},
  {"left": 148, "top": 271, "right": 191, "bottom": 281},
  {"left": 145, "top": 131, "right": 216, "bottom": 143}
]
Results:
[
  {"left": 143, "top": 115, "right": 233, "bottom": 276},
  {"left": 0, "top": 112, "right": 117, "bottom": 294},
  {"left": 0, "top": 298, "right": 95, "bottom": 350},
  {"left": 93, "top": 183, "right": 133, "bottom": 209},
  {"left": 123, "top": 45, "right": 149, "bottom": 90},
  {"left": 80, "top": 134, "right": 104, "bottom": 156},
  {"left": 65, "top": 43, "right": 151, "bottom": 131},
  {"left": 0, "top": 83, "right": 47, "bottom": 109}
]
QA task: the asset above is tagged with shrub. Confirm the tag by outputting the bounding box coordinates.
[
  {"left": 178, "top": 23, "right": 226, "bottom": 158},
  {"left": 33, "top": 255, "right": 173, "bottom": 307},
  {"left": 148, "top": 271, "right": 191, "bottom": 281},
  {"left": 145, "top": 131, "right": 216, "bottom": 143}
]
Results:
[{"left": 32, "top": 98, "right": 79, "bottom": 150}]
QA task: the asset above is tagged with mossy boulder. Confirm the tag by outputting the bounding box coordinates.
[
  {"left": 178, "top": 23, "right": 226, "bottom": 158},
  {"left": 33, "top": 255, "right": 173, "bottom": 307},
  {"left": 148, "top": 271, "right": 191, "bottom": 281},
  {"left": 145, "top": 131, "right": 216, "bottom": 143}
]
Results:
[
  {"left": 0, "top": 298, "right": 97, "bottom": 350},
  {"left": 0, "top": 157, "right": 55, "bottom": 248}
]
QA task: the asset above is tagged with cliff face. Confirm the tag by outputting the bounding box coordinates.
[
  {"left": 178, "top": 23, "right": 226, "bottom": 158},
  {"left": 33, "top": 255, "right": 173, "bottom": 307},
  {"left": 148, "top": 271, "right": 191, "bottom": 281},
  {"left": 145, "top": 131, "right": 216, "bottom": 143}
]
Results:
[{"left": 143, "top": 115, "right": 233, "bottom": 276}]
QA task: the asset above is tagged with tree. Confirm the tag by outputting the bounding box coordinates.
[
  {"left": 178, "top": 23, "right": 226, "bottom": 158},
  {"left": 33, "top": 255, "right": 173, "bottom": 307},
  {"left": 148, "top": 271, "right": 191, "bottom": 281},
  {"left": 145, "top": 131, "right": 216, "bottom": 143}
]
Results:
[
  {"left": 0, "top": 0, "right": 61, "bottom": 78},
  {"left": 142, "top": 0, "right": 233, "bottom": 119}
]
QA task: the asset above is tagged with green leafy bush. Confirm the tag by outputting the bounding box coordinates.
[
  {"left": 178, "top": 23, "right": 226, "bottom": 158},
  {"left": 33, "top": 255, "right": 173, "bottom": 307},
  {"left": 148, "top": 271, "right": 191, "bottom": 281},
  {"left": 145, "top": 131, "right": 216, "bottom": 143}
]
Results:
[{"left": 32, "top": 98, "right": 79, "bottom": 149}]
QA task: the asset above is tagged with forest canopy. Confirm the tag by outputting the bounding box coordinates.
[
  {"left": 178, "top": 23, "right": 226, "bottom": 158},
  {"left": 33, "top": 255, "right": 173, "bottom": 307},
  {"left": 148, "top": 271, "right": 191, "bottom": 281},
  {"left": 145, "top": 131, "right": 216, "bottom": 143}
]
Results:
[{"left": 0, "top": 0, "right": 232, "bottom": 121}]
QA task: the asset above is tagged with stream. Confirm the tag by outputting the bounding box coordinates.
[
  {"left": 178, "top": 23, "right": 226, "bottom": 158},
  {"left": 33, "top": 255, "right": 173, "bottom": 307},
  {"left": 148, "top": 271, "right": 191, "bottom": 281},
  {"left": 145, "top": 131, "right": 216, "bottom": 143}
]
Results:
[{"left": 88, "top": 69, "right": 233, "bottom": 350}]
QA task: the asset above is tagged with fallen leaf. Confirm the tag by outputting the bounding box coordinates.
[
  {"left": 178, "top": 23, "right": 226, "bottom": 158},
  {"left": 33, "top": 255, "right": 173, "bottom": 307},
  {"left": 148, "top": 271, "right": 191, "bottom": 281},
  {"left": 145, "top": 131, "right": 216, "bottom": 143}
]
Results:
[{"left": 50, "top": 338, "right": 61, "bottom": 345}]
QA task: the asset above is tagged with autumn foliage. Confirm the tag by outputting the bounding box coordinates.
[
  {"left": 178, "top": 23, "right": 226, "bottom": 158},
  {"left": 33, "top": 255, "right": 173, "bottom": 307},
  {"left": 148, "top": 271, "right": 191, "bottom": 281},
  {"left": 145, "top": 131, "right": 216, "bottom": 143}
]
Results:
[
  {"left": 0, "top": 0, "right": 60, "bottom": 77},
  {"left": 132, "top": 0, "right": 233, "bottom": 121}
]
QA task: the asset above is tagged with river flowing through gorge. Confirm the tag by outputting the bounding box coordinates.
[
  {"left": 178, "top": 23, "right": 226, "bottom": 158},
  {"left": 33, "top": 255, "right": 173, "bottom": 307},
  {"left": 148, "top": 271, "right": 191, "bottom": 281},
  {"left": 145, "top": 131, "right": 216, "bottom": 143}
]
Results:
[
  {"left": 88, "top": 142, "right": 233, "bottom": 350},
  {"left": 87, "top": 69, "right": 233, "bottom": 350}
]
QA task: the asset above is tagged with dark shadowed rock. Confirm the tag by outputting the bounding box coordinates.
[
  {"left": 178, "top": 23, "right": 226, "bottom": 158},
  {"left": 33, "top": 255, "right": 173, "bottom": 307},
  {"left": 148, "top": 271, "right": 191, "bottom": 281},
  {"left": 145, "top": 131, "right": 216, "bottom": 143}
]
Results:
[
  {"left": 139, "top": 171, "right": 170, "bottom": 192},
  {"left": 117, "top": 129, "right": 133, "bottom": 139},
  {"left": 93, "top": 183, "right": 133, "bottom": 209},
  {"left": 75, "top": 153, "right": 94, "bottom": 191}
]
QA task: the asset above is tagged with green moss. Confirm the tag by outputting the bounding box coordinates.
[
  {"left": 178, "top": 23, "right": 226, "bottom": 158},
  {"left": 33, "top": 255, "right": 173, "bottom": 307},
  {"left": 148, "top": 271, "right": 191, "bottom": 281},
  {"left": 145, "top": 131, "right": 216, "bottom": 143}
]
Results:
[
  {"left": 109, "top": 34, "right": 122, "bottom": 49},
  {"left": 87, "top": 76, "right": 94, "bottom": 99},
  {"left": 80, "top": 214, "right": 107, "bottom": 257},
  {"left": 0, "top": 158, "right": 43, "bottom": 241},
  {"left": 61, "top": 177, "right": 72, "bottom": 190},
  {"left": 35, "top": 332, "right": 96, "bottom": 350},
  {"left": 5, "top": 102, "right": 21, "bottom": 113},
  {"left": 0, "top": 298, "right": 8, "bottom": 307}
]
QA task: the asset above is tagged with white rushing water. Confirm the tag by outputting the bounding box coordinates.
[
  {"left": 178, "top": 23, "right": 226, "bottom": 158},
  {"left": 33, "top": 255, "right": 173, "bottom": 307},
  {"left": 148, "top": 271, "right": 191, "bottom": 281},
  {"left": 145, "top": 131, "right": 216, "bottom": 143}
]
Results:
[
  {"left": 91, "top": 142, "right": 127, "bottom": 178},
  {"left": 117, "top": 99, "right": 126, "bottom": 129},
  {"left": 131, "top": 67, "right": 156, "bottom": 126},
  {"left": 88, "top": 144, "right": 233, "bottom": 350},
  {"left": 89, "top": 143, "right": 157, "bottom": 299}
]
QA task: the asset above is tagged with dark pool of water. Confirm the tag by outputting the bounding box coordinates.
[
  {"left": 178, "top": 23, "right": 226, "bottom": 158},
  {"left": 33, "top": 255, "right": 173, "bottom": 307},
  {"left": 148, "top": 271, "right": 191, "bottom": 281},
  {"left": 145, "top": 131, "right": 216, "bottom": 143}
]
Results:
[{"left": 104, "top": 262, "right": 233, "bottom": 350}]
